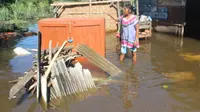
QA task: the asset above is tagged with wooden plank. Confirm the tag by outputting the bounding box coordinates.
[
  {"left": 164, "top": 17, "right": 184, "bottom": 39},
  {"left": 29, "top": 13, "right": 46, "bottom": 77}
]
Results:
[
  {"left": 77, "top": 48, "right": 119, "bottom": 75},
  {"left": 84, "top": 69, "right": 96, "bottom": 88},
  {"left": 67, "top": 65, "right": 78, "bottom": 93},
  {"left": 60, "top": 59, "right": 76, "bottom": 94},
  {"left": 75, "top": 62, "right": 87, "bottom": 91},
  {"left": 76, "top": 44, "right": 122, "bottom": 76},
  {"left": 51, "top": 64, "right": 62, "bottom": 98},
  {"left": 76, "top": 44, "right": 121, "bottom": 75},
  {"left": 50, "top": 86, "right": 57, "bottom": 99},
  {"left": 82, "top": 69, "right": 92, "bottom": 89},
  {"left": 69, "top": 64, "right": 84, "bottom": 92},
  {"left": 52, "top": 63, "right": 63, "bottom": 97},
  {"left": 9, "top": 68, "right": 36, "bottom": 100},
  {"left": 57, "top": 60, "right": 70, "bottom": 95},
  {"left": 55, "top": 66, "right": 66, "bottom": 97}
]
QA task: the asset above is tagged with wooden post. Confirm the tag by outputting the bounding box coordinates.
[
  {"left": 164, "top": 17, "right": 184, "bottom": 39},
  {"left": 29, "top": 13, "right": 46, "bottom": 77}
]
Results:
[
  {"left": 37, "top": 31, "right": 42, "bottom": 102},
  {"left": 136, "top": 0, "right": 139, "bottom": 17},
  {"left": 117, "top": 1, "right": 120, "bottom": 18},
  {"left": 117, "top": 1, "right": 120, "bottom": 31},
  {"left": 89, "top": 0, "right": 91, "bottom": 17},
  {"left": 181, "top": 25, "right": 184, "bottom": 37}
]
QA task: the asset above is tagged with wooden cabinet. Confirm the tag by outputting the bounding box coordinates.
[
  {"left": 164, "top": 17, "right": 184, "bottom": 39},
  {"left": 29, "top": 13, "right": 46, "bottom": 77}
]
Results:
[{"left": 38, "top": 18, "right": 106, "bottom": 57}]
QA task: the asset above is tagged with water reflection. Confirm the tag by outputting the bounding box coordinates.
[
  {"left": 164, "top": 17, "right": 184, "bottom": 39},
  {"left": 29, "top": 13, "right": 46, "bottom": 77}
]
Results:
[
  {"left": 10, "top": 35, "right": 37, "bottom": 74},
  {"left": 1, "top": 32, "right": 200, "bottom": 112},
  {"left": 121, "top": 71, "right": 138, "bottom": 112},
  {"left": 0, "top": 48, "right": 15, "bottom": 72},
  {"left": 174, "top": 36, "right": 184, "bottom": 52},
  {"left": 149, "top": 33, "right": 200, "bottom": 112}
]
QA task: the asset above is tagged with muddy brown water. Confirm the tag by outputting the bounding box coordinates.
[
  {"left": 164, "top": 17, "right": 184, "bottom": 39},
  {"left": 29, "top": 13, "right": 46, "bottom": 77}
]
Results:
[{"left": 0, "top": 33, "right": 200, "bottom": 112}]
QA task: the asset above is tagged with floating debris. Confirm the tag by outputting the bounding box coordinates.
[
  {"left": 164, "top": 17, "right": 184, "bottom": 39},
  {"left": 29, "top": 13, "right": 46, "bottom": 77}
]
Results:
[
  {"left": 162, "top": 71, "right": 195, "bottom": 81},
  {"left": 163, "top": 85, "right": 168, "bottom": 89},
  {"left": 13, "top": 47, "right": 31, "bottom": 56},
  {"left": 180, "top": 53, "right": 200, "bottom": 62}
]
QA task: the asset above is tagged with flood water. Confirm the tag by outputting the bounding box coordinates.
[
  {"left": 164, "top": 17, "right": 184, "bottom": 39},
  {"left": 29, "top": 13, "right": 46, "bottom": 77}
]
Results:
[{"left": 0, "top": 32, "right": 200, "bottom": 112}]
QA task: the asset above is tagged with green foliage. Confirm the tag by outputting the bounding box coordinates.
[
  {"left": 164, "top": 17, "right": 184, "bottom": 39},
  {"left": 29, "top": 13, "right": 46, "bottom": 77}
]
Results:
[
  {"left": 54, "top": 0, "right": 88, "bottom": 2},
  {"left": 9, "top": 1, "right": 54, "bottom": 20},
  {"left": 0, "top": 20, "right": 29, "bottom": 32},
  {"left": 37, "top": 1, "right": 54, "bottom": 19},
  {"left": 0, "top": 0, "right": 54, "bottom": 31},
  {"left": 0, "top": 6, "right": 11, "bottom": 21},
  {"left": 0, "top": 22, "right": 15, "bottom": 32}
]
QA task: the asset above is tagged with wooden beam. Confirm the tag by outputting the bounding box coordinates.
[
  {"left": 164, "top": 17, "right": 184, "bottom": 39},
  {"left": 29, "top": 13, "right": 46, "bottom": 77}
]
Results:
[
  {"left": 51, "top": 0, "right": 130, "bottom": 7},
  {"left": 65, "top": 12, "right": 116, "bottom": 14}
]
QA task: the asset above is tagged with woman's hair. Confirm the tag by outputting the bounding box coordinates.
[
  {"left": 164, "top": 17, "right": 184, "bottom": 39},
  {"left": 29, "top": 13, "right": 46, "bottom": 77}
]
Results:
[{"left": 125, "top": 4, "right": 136, "bottom": 14}]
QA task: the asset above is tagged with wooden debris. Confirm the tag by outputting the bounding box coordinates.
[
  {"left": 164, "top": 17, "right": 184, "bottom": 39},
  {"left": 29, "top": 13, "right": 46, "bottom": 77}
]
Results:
[
  {"left": 8, "top": 41, "right": 123, "bottom": 110},
  {"left": 9, "top": 68, "right": 36, "bottom": 100},
  {"left": 8, "top": 77, "right": 23, "bottom": 84},
  {"left": 41, "top": 40, "right": 68, "bottom": 103},
  {"left": 8, "top": 45, "right": 75, "bottom": 100},
  {"left": 49, "top": 61, "right": 95, "bottom": 98}
]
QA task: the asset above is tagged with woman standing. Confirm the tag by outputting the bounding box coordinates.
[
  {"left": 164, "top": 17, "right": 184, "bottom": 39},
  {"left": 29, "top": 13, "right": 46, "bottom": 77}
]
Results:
[{"left": 117, "top": 4, "right": 139, "bottom": 64}]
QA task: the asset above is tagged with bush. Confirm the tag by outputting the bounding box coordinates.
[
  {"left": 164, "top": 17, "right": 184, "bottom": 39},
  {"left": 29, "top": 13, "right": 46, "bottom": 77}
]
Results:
[
  {"left": 0, "top": 20, "right": 29, "bottom": 32},
  {"left": 0, "top": 0, "right": 54, "bottom": 31},
  {"left": 0, "top": 6, "right": 11, "bottom": 21},
  {"left": 9, "top": 1, "right": 53, "bottom": 20}
]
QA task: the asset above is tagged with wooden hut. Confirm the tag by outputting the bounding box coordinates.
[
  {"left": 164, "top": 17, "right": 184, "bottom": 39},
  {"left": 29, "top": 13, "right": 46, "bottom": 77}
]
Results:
[
  {"left": 139, "top": 0, "right": 186, "bottom": 37},
  {"left": 51, "top": 0, "right": 152, "bottom": 39},
  {"left": 51, "top": 0, "right": 128, "bottom": 32}
]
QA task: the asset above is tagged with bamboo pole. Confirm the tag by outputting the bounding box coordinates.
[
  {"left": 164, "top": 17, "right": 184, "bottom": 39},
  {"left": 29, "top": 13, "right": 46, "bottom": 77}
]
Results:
[
  {"left": 89, "top": 0, "right": 91, "bottom": 17},
  {"left": 136, "top": 0, "right": 139, "bottom": 17},
  {"left": 117, "top": 1, "right": 120, "bottom": 21}
]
